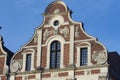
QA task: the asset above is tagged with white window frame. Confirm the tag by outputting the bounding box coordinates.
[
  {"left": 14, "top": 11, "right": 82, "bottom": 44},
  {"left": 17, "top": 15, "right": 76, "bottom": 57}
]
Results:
[
  {"left": 21, "top": 49, "right": 35, "bottom": 72},
  {"left": 45, "top": 35, "right": 65, "bottom": 69},
  {"left": 76, "top": 42, "right": 92, "bottom": 67}
]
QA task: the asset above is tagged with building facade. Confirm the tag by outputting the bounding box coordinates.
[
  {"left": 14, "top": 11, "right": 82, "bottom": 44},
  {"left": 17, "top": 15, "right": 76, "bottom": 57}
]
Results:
[
  {"left": 0, "top": 36, "right": 13, "bottom": 80},
  {"left": 0, "top": 0, "right": 120, "bottom": 80}
]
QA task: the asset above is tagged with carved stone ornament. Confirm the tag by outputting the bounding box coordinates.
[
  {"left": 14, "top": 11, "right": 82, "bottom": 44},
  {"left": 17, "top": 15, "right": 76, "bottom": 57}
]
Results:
[
  {"left": 54, "top": 9, "right": 60, "bottom": 14},
  {"left": 43, "top": 29, "right": 54, "bottom": 40},
  {"left": 3, "top": 66, "right": 8, "bottom": 74},
  {"left": 85, "top": 70, "right": 91, "bottom": 75},
  {"left": 24, "top": 76, "right": 28, "bottom": 80},
  {"left": 34, "top": 34, "right": 38, "bottom": 43},
  {"left": 10, "top": 59, "right": 22, "bottom": 72},
  {"left": 98, "top": 76, "right": 107, "bottom": 80},
  {"left": 75, "top": 26, "right": 79, "bottom": 37},
  {"left": 51, "top": 72, "right": 58, "bottom": 78},
  {"left": 92, "top": 51, "right": 107, "bottom": 64},
  {"left": 59, "top": 26, "right": 69, "bottom": 38}
]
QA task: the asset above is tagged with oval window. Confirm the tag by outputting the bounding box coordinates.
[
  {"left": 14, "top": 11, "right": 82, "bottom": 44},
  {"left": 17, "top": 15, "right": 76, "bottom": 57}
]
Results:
[{"left": 53, "top": 20, "right": 59, "bottom": 26}]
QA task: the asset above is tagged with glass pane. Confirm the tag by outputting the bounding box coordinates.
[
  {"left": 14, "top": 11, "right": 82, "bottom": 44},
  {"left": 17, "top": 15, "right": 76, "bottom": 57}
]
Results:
[
  {"left": 57, "top": 42, "right": 60, "bottom": 50},
  {"left": 52, "top": 43, "right": 56, "bottom": 50},
  {"left": 50, "top": 41, "right": 61, "bottom": 69},
  {"left": 26, "top": 54, "right": 32, "bottom": 71},
  {"left": 80, "top": 48, "right": 88, "bottom": 66}
]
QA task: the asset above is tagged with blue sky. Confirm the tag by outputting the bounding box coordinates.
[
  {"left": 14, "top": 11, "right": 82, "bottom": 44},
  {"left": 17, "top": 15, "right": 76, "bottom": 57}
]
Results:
[{"left": 0, "top": 0, "right": 120, "bottom": 54}]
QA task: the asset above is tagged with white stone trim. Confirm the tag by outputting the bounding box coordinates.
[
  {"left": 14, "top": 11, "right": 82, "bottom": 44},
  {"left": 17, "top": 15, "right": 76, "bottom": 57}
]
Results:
[
  {"left": 45, "top": 0, "right": 68, "bottom": 14},
  {"left": 49, "top": 15, "right": 64, "bottom": 29},
  {"left": 69, "top": 25, "right": 74, "bottom": 65},
  {"left": 0, "top": 55, "right": 5, "bottom": 57},
  {"left": 46, "top": 35, "right": 65, "bottom": 69},
  {"left": 36, "top": 30, "right": 42, "bottom": 67},
  {"left": 23, "top": 45, "right": 37, "bottom": 48},
  {"left": 21, "top": 49, "right": 35, "bottom": 72},
  {"left": 0, "top": 42, "right": 8, "bottom": 69},
  {"left": 76, "top": 42, "right": 92, "bottom": 67},
  {"left": 74, "top": 39, "right": 95, "bottom": 42},
  {"left": 36, "top": 73, "right": 41, "bottom": 80},
  {"left": 10, "top": 75, "right": 15, "bottom": 80}
]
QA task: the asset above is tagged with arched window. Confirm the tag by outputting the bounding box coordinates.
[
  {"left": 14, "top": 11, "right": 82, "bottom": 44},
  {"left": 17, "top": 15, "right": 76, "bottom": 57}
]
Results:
[{"left": 50, "top": 41, "right": 61, "bottom": 69}]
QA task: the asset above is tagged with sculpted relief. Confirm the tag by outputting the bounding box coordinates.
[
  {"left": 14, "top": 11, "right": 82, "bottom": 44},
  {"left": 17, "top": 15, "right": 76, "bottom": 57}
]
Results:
[
  {"left": 10, "top": 59, "right": 22, "bottom": 72},
  {"left": 59, "top": 27, "right": 69, "bottom": 38},
  {"left": 92, "top": 51, "right": 107, "bottom": 64},
  {"left": 43, "top": 26, "right": 69, "bottom": 40}
]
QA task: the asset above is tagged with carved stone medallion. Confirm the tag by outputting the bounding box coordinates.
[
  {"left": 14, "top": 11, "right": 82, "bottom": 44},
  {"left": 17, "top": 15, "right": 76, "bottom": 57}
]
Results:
[
  {"left": 92, "top": 51, "right": 107, "bottom": 64},
  {"left": 10, "top": 59, "right": 22, "bottom": 72}
]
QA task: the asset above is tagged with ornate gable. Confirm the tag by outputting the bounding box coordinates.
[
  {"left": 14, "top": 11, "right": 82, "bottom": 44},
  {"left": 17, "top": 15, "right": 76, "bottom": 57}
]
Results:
[
  {"left": 10, "top": 1, "right": 108, "bottom": 80},
  {"left": 0, "top": 36, "right": 13, "bottom": 78}
]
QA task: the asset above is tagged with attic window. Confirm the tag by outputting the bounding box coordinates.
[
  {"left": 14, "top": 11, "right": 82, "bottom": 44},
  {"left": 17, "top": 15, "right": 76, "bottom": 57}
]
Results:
[{"left": 53, "top": 20, "right": 59, "bottom": 26}]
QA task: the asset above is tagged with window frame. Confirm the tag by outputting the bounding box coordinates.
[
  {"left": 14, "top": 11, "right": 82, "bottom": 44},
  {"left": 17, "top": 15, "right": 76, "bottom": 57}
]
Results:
[
  {"left": 46, "top": 35, "right": 65, "bottom": 69},
  {"left": 25, "top": 54, "right": 32, "bottom": 71},
  {"left": 80, "top": 48, "right": 88, "bottom": 66},
  {"left": 50, "top": 41, "right": 61, "bottom": 69},
  {"left": 21, "top": 49, "right": 35, "bottom": 72},
  {"left": 76, "top": 42, "right": 91, "bottom": 67}
]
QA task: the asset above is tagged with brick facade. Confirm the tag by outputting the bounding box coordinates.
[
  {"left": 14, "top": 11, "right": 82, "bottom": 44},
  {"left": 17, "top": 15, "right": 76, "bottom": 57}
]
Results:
[{"left": 0, "top": 0, "right": 119, "bottom": 80}]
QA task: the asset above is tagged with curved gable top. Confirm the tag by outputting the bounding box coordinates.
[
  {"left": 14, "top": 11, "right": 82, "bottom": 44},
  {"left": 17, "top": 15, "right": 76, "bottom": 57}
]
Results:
[{"left": 44, "top": 0, "right": 68, "bottom": 15}]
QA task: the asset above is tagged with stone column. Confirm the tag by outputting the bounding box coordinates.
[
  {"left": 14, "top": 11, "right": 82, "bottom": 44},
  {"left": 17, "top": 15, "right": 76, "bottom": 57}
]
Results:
[
  {"left": 37, "top": 30, "right": 42, "bottom": 67},
  {"left": 69, "top": 25, "right": 75, "bottom": 67}
]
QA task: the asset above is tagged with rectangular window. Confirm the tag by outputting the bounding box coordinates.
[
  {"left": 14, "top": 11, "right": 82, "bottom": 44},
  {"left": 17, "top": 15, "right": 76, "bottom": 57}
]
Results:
[
  {"left": 80, "top": 48, "right": 88, "bottom": 66},
  {"left": 26, "top": 54, "right": 32, "bottom": 71}
]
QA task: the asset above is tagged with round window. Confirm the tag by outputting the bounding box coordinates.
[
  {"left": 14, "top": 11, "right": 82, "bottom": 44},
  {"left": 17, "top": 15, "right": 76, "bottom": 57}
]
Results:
[{"left": 53, "top": 20, "right": 59, "bottom": 26}]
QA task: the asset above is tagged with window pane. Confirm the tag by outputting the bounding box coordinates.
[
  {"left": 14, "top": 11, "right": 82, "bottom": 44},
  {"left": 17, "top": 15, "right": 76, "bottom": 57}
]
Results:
[
  {"left": 57, "top": 42, "right": 60, "bottom": 50},
  {"left": 26, "top": 54, "right": 32, "bottom": 71},
  {"left": 51, "top": 42, "right": 56, "bottom": 50},
  {"left": 80, "top": 48, "right": 88, "bottom": 66},
  {"left": 50, "top": 41, "right": 61, "bottom": 69}
]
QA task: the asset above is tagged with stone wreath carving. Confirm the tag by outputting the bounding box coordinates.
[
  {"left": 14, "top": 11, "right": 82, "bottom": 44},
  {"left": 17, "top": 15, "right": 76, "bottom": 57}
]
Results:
[
  {"left": 10, "top": 59, "right": 22, "bottom": 72},
  {"left": 92, "top": 51, "right": 107, "bottom": 64}
]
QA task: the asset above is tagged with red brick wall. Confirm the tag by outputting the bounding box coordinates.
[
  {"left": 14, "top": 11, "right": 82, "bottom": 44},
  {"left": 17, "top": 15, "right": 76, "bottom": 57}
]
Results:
[
  {"left": 16, "top": 76, "right": 22, "bottom": 80},
  {"left": 0, "top": 57, "right": 5, "bottom": 74},
  {"left": 91, "top": 69, "right": 100, "bottom": 74},
  {"left": 58, "top": 72, "right": 68, "bottom": 77},
  {"left": 41, "top": 46, "right": 47, "bottom": 68},
  {"left": 64, "top": 44, "right": 70, "bottom": 67},
  {"left": 75, "top": 71, "right": 84, "bottom": 75},
  {"left": 28, "top": 75, "right": 35, "bottom": 79},
  {"left": 42, "top": 73, "right": 51, "bottom": 78},
  {"left": 0, "top": 76, "right": 6, "bottom": 80}
]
